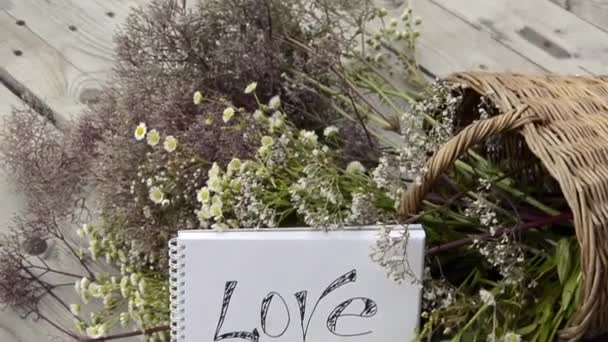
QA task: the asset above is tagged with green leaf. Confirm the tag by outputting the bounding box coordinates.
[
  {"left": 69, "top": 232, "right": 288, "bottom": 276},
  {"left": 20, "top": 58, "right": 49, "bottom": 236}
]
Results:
[
  {"left": 556, "top": 238, "right": 572, "bottom": 284},
  {"left": 561, "top": 271, "right": 581, "bottom": 312},
  {"left": 517, "top": 322, "right": 538, "bottom": 335}
]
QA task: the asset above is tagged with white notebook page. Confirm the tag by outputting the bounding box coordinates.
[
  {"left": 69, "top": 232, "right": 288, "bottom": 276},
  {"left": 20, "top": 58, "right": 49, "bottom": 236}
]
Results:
[{"left": 176, "top": 226, "right": 425, "bottom": 342}]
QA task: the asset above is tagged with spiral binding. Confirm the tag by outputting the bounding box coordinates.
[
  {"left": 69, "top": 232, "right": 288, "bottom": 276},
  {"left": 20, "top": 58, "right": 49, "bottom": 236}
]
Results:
[{"left": 169, "top": 238, "right": 186, "bottom": 341}]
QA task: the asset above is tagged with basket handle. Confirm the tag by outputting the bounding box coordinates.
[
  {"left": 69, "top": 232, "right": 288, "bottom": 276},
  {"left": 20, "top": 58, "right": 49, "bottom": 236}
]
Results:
[{"left": 398, "top": 105, "right": 535, "bottom": 220}]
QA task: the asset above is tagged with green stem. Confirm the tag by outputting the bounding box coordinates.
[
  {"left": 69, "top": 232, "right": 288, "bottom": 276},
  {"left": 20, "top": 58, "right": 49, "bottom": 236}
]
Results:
[
  {"left": 454, "top": 304, "right": 490, "bottom": 340},
  {"left": 355, "top": 74, "right": 404, "bottom": 115}
]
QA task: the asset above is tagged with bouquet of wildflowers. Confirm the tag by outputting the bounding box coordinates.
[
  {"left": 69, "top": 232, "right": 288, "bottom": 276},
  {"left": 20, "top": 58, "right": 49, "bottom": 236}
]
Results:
[{"left": 0, "top": 0, "right": 583, "bottom": 341}]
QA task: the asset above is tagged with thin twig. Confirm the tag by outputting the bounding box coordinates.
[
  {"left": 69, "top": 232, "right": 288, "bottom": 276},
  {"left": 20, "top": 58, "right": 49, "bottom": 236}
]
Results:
[{"left": 427, "top": 212, "right": 573, "bottom": 256}]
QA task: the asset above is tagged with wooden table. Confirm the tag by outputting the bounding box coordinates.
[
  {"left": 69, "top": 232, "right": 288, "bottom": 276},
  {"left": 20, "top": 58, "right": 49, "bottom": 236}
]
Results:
[{"left": 1, "top": 0, "right": 608, "bottom": 340}]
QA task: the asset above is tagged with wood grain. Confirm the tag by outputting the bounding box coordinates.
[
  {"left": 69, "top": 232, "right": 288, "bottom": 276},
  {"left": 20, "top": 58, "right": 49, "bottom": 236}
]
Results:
[
  {"left": 0, "top": 11, "right": 98, "bottom": 124},
  {"left": 0, "top": 0, "right": 147, "bottom": 123},
  {"left": 552, "top": 0, "right": 608, "bottom": 32},
  {"left": 432, "top": 0, "right": 608, "bottom": 75},
  {"left": 397, "top": 0, "right": 547, "bottom": 77}
]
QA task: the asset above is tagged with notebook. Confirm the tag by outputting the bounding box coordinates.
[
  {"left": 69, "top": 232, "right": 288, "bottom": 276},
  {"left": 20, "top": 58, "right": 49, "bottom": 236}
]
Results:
[{"left": 169, "top": 226, "right": 425, "bottom": 342}]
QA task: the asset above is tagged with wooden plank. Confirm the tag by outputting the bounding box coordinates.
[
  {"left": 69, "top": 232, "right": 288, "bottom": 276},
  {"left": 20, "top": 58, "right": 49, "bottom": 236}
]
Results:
[
  {"left": 432, "top": 0, "right": 608, "bottom": 75},
  {"left": 0, "top": 0, "right": 147, "bottom": 123},
  {"left": 0, "top": 11, "right": 97, "bottom": 124},
  {"left": 397, "top": 0, "right": 547, "bottom": 77},
  {"left": 551, "top": 0, "right": 608, "bottom": 32}
]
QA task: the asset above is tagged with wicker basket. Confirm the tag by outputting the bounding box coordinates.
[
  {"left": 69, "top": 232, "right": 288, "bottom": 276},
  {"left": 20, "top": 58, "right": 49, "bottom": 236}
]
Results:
[{"left": 399, "top": 72, "right": 608, "bottom": 341}]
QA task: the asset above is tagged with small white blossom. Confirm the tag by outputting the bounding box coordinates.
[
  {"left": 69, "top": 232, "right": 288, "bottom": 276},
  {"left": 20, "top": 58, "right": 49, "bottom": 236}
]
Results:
[
  {"left": 86, "top": 325, "right": 105, "bottom": 338},
  {"left": 80, "top": 277, "right": 91, "bottom": 291},
  {"left": 146, "top": 129, "right": 160, "bottom": 146},
  {"left": 268, "top": 95, "right": 281, "bottom": 109},
  {"left": 198, "top": 205, "right": 213, "bottom": 221},
  {"left": 503, "top": 333, "right": 521, "bottom": 342},
  {"left": 163, "top": 135, "right": 177, "bottom": 152},
  {"left": 346, "top": 161, "right": 366, "bottom": 174},
  {"left": 70, "top": 304, "right": 81, "bottom": 315},
  {"left": 197, "top": 187, "right": 211, "bottom": 203},
  {"left": 228, "top": 158, "right": 242, "bottom": 173},
  {"left": 134, "top": 122, "right": 147, "bottom": 141},
  {"left": 269, "top": 111, "right": 284, "bottom": 130},
  {"left": 253, "top": 109, "right": 264, "bottom": 121},
  {"left": 193, "top": 91, "right": 204, "bottom": 105},
  {"left": 261, "top": 136, "right": 274, "bottom": 147},
  {"left": 210, "top": 203, "right": 223, "bottom": 219},
  {"left": 244, "top": 82, "right": 257, "bottom": 94},
  {"left": 223, "top": 107, "right": 235, "bottom": 123},
  {"left": 212, "top": 222, "right": 229, "bottom": 232},
  {"left": 299, "top": 130, "right": 318, "bottom": 144},
  {"left": 323, "top": 126, "right": 339, "bottom": 137},
  {"left": 479, "top": 288, "right": 495, "bottom": 306},
  {"left": 211, "top": 195, "right": 223, "bottom": 208},
  {"left": 149, "top": 186, "right": 164, "bottom": 204},
  {"left": 207, "top": 176, "right": 222, "bottom": 193},
  {"left": 208, "top": 162, "right": 221, "bottom": 178},
  {"left": 119, "top": 312, "right": 130, "bottom": 327}
]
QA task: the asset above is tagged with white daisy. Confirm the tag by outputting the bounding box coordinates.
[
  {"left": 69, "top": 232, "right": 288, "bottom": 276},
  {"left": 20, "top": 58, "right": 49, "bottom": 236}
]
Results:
[
  {"left": 146, "top": 129, "right": 160, "bottom": 146},
  {"left": 323, "top": 126, "right": 339, "bottom": 137},
  {"left": 197, "top": 187, "right": 211, "bottom": 203},
  {"left": 208, "top": 162, "right": 221, "bottom": 178},
  {"left": 244, "top": 82, "right": 257, "bottom": 94},
  {"left": 193, "top": 91, "right": 203, "bottom": 105},
  {"left": 210, "top": 203, "right": 223, "bottom": 219},
  {"left": 346, "top": 161, "right": 366, "bottom": 174},
  {"left": 268, "top": 95, "right": 281, "bottom": 110},
  {"left": 208, "top": 176, "right": 222, "bottom": 193},
  {"left": 253, "top": 109, "right": 264, "bottom": 121},
  {"left": 228, "top": 158, "right": 242, "bottom": 172},
  {"left": 503, "top": 333, "right": 521, "bottom": 342},
  {"left": 223, "top": 107, "right": 235, "bottom": 123},
  {"left": 163, "top": 135, "right": 177, "bottom": 153},
  {"left": 479, "top": 289, "right": 495, "bottom": 306},
  {"left": 261, "top": 136, "right": 274, "bottom": 147},
  {"left": 134, "top": 122, "right": 147, "bottom": 141},
  {"left": 70, "top": 304, "right": 81, "bottom": 315},
  {"left": 149, "top": 186, "right": 164, "bottom": 204}
]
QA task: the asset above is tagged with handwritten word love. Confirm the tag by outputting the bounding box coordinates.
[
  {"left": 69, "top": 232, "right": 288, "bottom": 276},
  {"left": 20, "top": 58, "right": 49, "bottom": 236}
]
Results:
[{"left": 213, "top": 269, "right": 378, "bottom": 341}]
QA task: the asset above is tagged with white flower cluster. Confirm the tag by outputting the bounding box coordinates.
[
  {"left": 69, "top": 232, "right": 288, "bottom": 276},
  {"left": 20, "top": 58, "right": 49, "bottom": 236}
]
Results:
[
  {"left": 399, "top": 81, "right": 460, "bottom": 185},
  {"left": 194, "top": 161, "right": 243, "bottom": 231},
  {"left": 464, "top": 197, "right": 500, "bottom": 237},
  {"left": 346, "top": 192, "right": 379, "bottom": 225},
  {"left": 418, "top": 266, "right": 456, "bottom": 312},
  {"left": 289, "top": 171, "right": 345, "bottom": 229},
  {"left": 232, "top": 170, "right": 277, "bottom": 228},
  {"left": 370, "top": 225, "right": 418, "bottom": 284},
  {"left": 473, "top": 234, "right": 525, "bottom": 284},
  {"left": 74, "top": 224, "right": 170, "bottom": 340},
  {"left": 371, "top": 154, "right": 404, "bottom": 201}
]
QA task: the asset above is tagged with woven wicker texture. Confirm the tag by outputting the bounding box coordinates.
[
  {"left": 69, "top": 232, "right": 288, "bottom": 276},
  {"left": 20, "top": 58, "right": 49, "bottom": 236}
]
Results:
[{"left": 399, "top": 72, "right": 608, "bottom": 341}]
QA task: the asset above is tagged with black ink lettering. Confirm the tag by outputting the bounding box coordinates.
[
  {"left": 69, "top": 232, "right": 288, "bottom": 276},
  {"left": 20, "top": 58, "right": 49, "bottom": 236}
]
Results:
[
  {"left": 295, "top": 269, "right": 357, "bottom": 341},
  {"left": 214, "top": 281, "right": 259, "bottom": 341},
  {"left": 327, "top": 297, "right": 377, "bottom": 337},
  {"left": 260, "top": 292, "right": 290, "bottom": 337}
]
